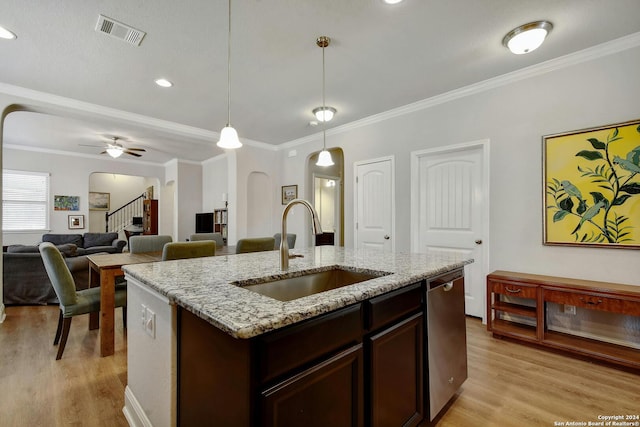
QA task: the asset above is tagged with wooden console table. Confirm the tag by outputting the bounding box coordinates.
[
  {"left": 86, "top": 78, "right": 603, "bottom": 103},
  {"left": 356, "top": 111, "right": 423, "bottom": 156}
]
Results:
[{"left": 487, "top": 270, "right": 640, "bottom": 369}]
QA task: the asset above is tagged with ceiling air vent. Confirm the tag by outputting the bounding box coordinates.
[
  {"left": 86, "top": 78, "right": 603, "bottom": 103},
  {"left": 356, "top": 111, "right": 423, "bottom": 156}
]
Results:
[{"left": 95, "top": 15, "right": 146, "bottom": 46}]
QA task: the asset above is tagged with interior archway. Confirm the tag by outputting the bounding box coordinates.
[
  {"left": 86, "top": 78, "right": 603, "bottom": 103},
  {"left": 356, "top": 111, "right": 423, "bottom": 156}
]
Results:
[{"left": 307, "top": 147, "right": 344, "bottom": 246}]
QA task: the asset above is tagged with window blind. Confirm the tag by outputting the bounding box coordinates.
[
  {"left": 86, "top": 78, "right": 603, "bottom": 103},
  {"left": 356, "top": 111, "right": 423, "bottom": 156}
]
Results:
[{"left": 2, "top": 170, "right": 50, "bottom": 231}]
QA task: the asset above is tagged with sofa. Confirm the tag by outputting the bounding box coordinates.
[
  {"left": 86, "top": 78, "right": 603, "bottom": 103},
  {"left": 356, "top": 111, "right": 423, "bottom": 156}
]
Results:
[
  {"left": 2, "top": 232, "right": 126, "bottom": 305},
  {"left": 41, "top": 232, "right": 126, "bottom": 255}
]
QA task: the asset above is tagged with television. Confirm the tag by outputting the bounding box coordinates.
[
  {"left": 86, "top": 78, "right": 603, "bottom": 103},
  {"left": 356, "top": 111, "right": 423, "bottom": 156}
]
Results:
[
  {"left": 195, "top": 212, "right": 214, "bottom": 233},
  {"left": 132, "top": 216, "right": 143, "bottom": 226}
]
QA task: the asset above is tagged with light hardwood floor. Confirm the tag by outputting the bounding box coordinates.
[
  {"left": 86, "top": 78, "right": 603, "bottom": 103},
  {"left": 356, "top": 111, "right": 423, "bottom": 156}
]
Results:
[{"left": 1, "top": 305, "right": 638, "bottom": 427}]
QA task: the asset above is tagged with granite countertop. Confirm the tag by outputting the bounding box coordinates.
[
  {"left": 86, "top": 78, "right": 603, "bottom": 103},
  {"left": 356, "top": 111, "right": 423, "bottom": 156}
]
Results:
[{"left": 123, "top": 246, "right": 473, "bottom": 339}]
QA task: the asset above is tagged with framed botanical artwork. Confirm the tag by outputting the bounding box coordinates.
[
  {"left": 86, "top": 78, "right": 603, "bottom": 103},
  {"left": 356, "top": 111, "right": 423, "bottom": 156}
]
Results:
[
  {"left": 543, "top": 119, "right": 640, "bottom": 248},
  {"left": 281, "top": 185, "right": 298, "bottom": 205},
  {"left": 68, "top": 214, "right": 84, "bottom": 229},
  {"left": 89, "top": 192, "right": 110, "bottom": 211},
  {"left": 54, "top": 195, "right": 80, "bottom": 211}
]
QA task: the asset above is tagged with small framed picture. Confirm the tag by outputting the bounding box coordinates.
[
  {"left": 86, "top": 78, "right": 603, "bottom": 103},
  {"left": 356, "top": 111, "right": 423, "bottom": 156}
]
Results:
[
  {"left": 68, "top": 215, "right": 85, "bottom": 229},
  {"left": 282, "top": 185, "right": 298, "bottom": 205}
]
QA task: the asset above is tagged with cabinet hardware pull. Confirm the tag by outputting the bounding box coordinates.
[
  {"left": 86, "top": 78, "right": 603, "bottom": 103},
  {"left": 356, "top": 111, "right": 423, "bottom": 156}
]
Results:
[
  {"left": 505, "top": 287, "right": 522, "bottom": 293},
  {"left": 579, "top": 297, "right": 602, "bottom": 305}
]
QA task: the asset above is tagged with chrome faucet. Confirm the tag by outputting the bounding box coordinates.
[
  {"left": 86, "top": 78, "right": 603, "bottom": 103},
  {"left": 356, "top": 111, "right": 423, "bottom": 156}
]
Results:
[{"left": 280, "top": 199, "right": 323, "bottom": 270}]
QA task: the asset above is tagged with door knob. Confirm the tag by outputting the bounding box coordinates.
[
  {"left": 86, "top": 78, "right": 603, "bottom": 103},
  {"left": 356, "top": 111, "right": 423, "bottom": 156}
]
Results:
[
  {"left": 384, "top": 235, "right": 390, "bottom": 240},
  {"left": 475, "top": 239, "right": 482, "bottom": 245}
]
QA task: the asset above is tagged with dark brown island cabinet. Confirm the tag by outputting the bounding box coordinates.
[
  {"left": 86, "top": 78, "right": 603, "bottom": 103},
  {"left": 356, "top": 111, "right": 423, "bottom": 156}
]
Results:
[{"left": 177, "top": 268, "right": 466, "bottom": 426}]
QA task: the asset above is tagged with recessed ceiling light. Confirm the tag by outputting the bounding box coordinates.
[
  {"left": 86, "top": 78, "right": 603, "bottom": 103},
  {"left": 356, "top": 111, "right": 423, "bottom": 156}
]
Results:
[
  {"left": 0, "top": 25, "right": 17, "bottom": 40},
  {"left": 155, "top": 78, "right": 173, "bottom": 88},
  {"left": 383, "top": 0, "right": 404, "bottom": 4}
]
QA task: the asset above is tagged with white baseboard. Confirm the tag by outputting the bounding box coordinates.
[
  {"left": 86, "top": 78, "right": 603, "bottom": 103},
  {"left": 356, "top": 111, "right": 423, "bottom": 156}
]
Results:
[
  {"left": 0, "top": 304, "right": 6, "bottom": 323},
  {"left": 123, "top": 386, "right": 153, "bottom": 427}
]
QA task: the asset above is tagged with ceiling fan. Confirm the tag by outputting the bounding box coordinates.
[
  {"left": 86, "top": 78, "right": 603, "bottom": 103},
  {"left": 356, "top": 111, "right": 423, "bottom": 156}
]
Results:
[{"left": 80, "top": 137, "right": 146, "bottom": 158}]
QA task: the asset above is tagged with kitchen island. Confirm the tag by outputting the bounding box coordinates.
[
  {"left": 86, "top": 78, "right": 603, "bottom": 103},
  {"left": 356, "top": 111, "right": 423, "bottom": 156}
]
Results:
[{"left": 122, "top": 246, "right": 473, "bottom": 427}]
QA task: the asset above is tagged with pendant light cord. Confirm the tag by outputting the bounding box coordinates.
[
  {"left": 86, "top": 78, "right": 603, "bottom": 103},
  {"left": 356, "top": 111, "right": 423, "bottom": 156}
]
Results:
[
  {"left": 322, "top": 42, "right": 327, "bottom": 150},
  {"left": 227, "top": 0, "right": 232, "bottom": 127}
]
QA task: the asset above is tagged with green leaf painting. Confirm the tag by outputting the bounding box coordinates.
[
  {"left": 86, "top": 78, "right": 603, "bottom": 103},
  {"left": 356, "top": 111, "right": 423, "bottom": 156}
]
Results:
[{"left": 544, "top": 120, "right": 640, "bottom": 248}]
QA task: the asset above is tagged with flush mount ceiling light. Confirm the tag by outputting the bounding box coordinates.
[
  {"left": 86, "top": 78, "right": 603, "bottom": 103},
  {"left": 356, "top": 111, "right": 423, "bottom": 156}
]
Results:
[
  {"left": 502, "top": 20, "right": 553, "bottom": 55},
  {"left": 312, "top": 106, "right": 337, "bottom": 122},
  {"left": 217, "top": 0, "right": 242, "bottom": 149},
  {"left": 155, "top": 78, "right": 173, "bottom": 88},
  {"left": 315, "top": 36, "right": 334, "bottom": 167},
  {"left": 0, "top": 25, "right": 17, "bottom": 40},
  {"left": 383, "top": 0, "right": 404, "bottom": 4}
]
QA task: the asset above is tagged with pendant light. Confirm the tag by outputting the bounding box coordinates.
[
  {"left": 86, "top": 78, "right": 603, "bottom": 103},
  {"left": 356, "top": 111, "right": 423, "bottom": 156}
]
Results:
[
  {"left": 315, "top": 36, "right": 334, "bottom": 167},
  {"left": 217, "top": 0, "right": 242, "bottom": 149}
]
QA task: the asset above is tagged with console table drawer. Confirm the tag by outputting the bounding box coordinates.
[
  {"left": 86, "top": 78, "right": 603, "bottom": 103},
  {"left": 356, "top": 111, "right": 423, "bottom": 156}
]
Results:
[
  {"left": 490, "top": 281, "right": 537, "bottom": 299},
  {"left": 544, "top": 289, "right": 635, "bottom": 314}
]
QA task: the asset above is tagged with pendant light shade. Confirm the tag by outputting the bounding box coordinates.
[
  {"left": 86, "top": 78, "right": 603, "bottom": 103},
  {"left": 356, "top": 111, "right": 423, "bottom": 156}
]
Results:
[
  {"left": 218, "top": 126, "right": 242, "bottom": 149},
  {"left": 315, "top": 36, "right": 334, "bottom": 167},
  {"left": 317, "top": 148, "right": 334, "bottom": 167},
  {"left": 217, "top": 0, "right": 242, "bottom": 149}
]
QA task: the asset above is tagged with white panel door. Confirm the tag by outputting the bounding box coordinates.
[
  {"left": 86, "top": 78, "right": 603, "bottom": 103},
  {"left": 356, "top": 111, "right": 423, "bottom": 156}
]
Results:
[
  {"left": 355, "top": 157, "right": 394, "bottom": 252},
  {"left": 413, "top": 144, "right": 487, "bottom": 318}
]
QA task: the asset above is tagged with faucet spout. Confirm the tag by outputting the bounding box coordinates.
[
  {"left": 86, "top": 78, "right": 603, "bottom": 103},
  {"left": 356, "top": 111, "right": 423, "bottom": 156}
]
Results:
[{"left": 280, "top": 198, "right": 322, "bottom": 270}]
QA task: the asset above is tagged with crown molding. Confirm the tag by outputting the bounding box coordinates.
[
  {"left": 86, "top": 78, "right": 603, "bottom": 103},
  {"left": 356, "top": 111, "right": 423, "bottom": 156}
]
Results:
[
  {"left": 0, "top": 82, "right": 271, "bottom": 150},
  {"left": 3, "top": 143, "right": 164, "bottom": 167},
  {"left": 280, "top": 31, "right": 640, "bottom": 150}
]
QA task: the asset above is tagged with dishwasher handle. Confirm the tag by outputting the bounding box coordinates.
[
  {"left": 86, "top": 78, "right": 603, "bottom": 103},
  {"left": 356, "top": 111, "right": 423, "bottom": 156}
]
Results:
[
  {"left": 429, "top": 281, "right": 454, "bottom": 292},
  {"left": 428, "top": 269, "right": 463, "bottom": 290}
]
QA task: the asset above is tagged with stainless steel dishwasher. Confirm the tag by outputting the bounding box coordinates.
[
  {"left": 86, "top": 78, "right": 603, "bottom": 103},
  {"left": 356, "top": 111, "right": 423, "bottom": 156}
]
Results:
[{"left": 426, "top": 269, "right": 468, "bottom": 421}]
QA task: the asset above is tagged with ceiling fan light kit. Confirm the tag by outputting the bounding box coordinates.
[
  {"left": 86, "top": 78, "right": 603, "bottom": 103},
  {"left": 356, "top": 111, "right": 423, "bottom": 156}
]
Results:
[
  {"left": 81, "top": 136, "right": 146, "bottom": 158},
  {"left": 503, "top": 20, "right": 553, "bottom": 54}
]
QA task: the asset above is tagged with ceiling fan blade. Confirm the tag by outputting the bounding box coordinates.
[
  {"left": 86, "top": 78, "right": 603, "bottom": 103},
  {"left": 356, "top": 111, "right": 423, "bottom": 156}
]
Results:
[
  {"left": 127, "top": 147, "right": 146, "bottom": 152},
  {"left": 79, "top": 144, "right": 106, "bottom": 148},
  {"left": 99, "top": 151, "right": 107, "bottom": 155},
  {"left": 124, "top": 151, "right": 142, "bottom": 157}
]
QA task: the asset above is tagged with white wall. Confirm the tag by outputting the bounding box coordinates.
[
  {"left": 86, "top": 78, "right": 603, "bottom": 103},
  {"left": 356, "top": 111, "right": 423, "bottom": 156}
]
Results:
[
  {"left": 278, "top": 45, "right": 640, "bottom": 286},
  {"left": 165, "top": 160, "right": 202, "bottom": 242},
  {"left": 233, "top": 146, "right": 280, "bottom": 242},
  {"left": 202, "top": 154, "right": 228, "bottom": 212},
  {"left": 2, "top": 147, "right": 165, "bottom": 245},
  {"left": 246, "top": 171, "right": 272, "bottom": 237}
]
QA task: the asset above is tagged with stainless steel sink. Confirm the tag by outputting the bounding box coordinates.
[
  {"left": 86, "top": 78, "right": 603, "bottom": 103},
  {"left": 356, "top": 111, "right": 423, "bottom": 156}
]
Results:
[{"left": 237, "top": 267, "right": 390, "bottom": 301}]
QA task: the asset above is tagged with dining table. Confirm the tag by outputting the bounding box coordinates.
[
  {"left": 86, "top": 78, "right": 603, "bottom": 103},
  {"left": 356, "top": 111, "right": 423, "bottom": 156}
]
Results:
[{"left": 87, "top": 244, "right": 238, "bottom": 357}]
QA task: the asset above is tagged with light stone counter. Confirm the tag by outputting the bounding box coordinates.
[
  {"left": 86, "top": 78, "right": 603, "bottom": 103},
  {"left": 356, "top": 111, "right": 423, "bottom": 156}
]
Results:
[{"left": 123, "top": 246, "right": 473, "bottom": 339}]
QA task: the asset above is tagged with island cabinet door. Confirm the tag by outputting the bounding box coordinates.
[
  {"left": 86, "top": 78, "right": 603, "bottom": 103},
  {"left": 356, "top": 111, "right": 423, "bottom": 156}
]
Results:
[
  {"left": 260, "top": 344, "right": 364, "bottom": 427},
  {"left": 367, "top": 312, "right": 424, "bottom": 427}
]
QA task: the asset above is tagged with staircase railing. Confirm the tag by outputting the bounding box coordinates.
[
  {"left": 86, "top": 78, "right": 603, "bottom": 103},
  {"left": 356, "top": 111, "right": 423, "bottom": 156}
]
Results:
[{"left": 105, "top": 193, "right": 146, "bottom": 233}]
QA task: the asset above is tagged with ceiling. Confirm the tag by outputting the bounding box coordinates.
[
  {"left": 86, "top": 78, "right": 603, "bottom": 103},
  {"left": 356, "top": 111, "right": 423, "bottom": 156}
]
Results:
[{"left": 2, "top": 0, "right": 640, "bottom": 164}]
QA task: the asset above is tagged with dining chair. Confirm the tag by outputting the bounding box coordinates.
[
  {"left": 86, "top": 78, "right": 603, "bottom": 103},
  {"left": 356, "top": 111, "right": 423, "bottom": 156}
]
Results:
[
  {"left": 39, "top": 242, "right": 127, "bottom": 360},
  {"left": 189, "top": 232, "right": 224, "bottom": 248},
  {"left": 236, "top": 237, "right": 276, "bottom": 254},
  {"left": 273, "top": 233, "right": 297, "bottom": 249},
  {"left": 162, "top": 241, "right": 216, "bottom": 261},
  {"left": 129, "top": 235, "right": 173, "bottom": 254}
]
